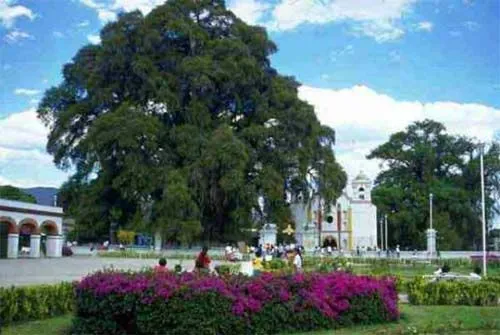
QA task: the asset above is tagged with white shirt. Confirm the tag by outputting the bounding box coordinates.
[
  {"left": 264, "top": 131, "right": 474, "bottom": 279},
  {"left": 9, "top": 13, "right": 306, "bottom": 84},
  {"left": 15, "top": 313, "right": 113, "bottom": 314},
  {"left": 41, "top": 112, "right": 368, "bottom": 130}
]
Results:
[{"left": 293, "top": 254, "right": 302, "bottom": 270}]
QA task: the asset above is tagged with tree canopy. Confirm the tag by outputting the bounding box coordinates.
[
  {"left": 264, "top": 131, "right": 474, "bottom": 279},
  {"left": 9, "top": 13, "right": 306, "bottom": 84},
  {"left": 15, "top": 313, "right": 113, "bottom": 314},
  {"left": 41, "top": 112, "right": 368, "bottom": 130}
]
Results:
[
  {"left": 368, "top": 119, "right": 500, "bottom": 250},
  {"left": 39, "top": 0, "right": 346, "bottom": 243},
  {"left": 0, "top": 185, "right": 37, "bottom": 204}
]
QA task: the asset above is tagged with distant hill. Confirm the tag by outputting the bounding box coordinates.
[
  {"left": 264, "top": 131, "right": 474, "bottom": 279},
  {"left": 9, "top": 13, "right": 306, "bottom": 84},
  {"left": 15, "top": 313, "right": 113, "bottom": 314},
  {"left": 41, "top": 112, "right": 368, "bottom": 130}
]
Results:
[{"left": 21, "top": 187, "right": 59, "bottom": 206}]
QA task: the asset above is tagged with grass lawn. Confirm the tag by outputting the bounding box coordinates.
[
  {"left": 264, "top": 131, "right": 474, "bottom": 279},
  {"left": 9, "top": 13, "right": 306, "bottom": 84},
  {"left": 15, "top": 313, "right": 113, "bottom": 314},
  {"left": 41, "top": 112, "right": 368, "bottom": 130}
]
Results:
[
  {"left": 3, "top": 305, "right": 499, "bottom": 335},
  {"left": 290, "top": 305, "right": 500, "bottom": 335},
  {"left": 2, "top": 315, "right": 72, "bottom": 335}
]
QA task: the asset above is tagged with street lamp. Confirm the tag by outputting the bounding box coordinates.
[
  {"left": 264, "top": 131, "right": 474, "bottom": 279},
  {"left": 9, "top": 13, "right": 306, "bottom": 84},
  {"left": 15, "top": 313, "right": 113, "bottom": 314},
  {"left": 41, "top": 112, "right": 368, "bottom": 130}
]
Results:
[
  {"left": 384, "top": 214, "right": 388, "bottom": 252},
  {"left": 379, "top": 217, "right": 384, "bottom": 250},
  {"left": 429, "top": 193, "right": 433, "bottom": 231},
  {"left": 479, "top": 144, "right": 487, "bottom": 277}
]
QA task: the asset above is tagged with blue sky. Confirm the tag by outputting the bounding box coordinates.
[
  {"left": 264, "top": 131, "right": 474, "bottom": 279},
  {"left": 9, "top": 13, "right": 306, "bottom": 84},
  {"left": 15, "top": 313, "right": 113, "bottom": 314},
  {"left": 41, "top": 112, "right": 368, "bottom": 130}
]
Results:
[{"left": 0, "top": 0, "right": 499, "bottom": 191}]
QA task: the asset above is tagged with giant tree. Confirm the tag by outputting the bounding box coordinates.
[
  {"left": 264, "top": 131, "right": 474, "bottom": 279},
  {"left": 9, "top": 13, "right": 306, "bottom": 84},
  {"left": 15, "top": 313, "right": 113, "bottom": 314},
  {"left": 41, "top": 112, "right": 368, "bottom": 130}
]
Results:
[
  {"left": 38, "top": 0, "right": 346, "bottom": 243},
  {"left": 368, "top": 119, "right": 500, "bottom": 250}
]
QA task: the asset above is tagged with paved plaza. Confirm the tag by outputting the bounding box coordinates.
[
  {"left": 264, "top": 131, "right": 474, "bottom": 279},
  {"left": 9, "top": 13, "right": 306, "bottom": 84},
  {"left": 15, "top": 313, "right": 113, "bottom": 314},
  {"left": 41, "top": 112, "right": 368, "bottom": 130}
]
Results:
[{"left": 0, "top": 256, "right": 214, "bottom": 287}]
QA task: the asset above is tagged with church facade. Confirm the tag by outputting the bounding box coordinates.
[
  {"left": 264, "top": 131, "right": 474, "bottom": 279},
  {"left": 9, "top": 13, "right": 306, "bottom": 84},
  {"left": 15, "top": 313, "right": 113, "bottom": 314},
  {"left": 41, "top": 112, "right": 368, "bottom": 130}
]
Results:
[{"left": 291, "top": 171, "right": 378, "bottom": 251}]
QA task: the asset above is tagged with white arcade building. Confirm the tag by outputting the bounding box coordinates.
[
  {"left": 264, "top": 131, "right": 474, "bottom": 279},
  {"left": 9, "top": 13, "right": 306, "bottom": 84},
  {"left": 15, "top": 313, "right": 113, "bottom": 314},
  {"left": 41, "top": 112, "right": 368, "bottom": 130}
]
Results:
[
  {"left": 0, "top": 198, "right": 64, "bottom": 258},
  {"left": 291, "top": 171, "right": 378, "bottom": 251}
]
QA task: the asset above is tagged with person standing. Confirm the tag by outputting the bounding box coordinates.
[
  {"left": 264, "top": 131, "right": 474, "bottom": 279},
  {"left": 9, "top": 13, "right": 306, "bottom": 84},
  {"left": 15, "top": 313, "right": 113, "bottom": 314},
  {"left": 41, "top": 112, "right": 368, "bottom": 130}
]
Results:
[
  {"left": 293, "top": 248, "right": 303, "bottom": 273},
  {"left": 195, "top": 246, "right": 211, "bottom": 273},
  {"left": 396, "top": 245, "right": 400, "bottom": 259}
]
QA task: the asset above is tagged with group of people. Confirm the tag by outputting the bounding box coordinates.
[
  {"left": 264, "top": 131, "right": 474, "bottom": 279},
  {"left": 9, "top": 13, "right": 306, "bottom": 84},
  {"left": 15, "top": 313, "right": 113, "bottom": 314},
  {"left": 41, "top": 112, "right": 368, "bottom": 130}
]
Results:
[
  {"left": 154, "top": 246, "right": 212, "bottom": 273},
  {"left": 152, "top": 244, "right": 304, "bottom": 275},
  {"left": 252, "top": 244, "right": 303, "bottom": 274}
]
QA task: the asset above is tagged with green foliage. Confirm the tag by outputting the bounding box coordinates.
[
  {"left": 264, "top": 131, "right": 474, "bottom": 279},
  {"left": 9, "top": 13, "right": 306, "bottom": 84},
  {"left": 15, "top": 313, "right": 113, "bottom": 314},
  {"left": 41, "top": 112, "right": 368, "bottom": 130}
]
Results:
[
  {"left": 38, "top": 0, "right": 346, "bottom": 242},
  {"left": 214, "top": 264, "right": 241, "bottom": 276},
  {"left": 263, "top": 258, "right": 288, "bottom": 270},
  {"left": 407, "top": 277, "right": 500, "bottom": 306},
  {"left": 98, "top": 249, "right": 251, "bottom": 261},
  {"left": 117, "top": 230, "right": 136, "bottom": 245},
  {"left": 368, "top": 119, "right": 500, "bottom": 250},
  {"left": 0, "top": 283, "right": 74, "bottom": 326},
  {"left": 0, "top": 185, "right": 36, "bottom": 203}
]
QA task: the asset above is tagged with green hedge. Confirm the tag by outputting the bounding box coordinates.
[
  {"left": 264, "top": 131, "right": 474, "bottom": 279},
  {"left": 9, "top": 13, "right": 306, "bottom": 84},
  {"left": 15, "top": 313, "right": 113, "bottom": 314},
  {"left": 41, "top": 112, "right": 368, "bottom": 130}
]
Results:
[
  {"left": 99, "top": 250, "right": 251, "bottom": 261},
  {"left": 0, "top": 282, "right": 74, "bottom": 326},
  {"left": 407, "top": 277, "right": 500, "bottom": 306}
]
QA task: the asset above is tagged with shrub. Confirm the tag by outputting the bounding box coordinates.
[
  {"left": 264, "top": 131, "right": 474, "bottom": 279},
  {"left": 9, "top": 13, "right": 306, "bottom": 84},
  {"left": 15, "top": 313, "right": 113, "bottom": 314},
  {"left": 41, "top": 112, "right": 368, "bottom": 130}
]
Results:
[
  {"left": 0, "top": 282, "right": 74, "bottom": 326},
  {"left": 407, "top": 277, "right": 500, "bottom": 306},
  {"left": 214, "top": 264, "right": 241, "bottom": 276},
  {"left": 72, "top": 271, "right": 399, "bottom": 334},
  {"left": 117, "top": 230, "right": 136, "bottom": 245}
]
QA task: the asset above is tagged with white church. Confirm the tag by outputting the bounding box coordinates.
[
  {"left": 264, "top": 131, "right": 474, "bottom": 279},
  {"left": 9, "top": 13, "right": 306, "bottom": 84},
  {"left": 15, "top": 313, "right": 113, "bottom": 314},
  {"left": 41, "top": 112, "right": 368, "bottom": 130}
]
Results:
[{"left": 291, "top": 171, "right": 378, "bottom": 251}]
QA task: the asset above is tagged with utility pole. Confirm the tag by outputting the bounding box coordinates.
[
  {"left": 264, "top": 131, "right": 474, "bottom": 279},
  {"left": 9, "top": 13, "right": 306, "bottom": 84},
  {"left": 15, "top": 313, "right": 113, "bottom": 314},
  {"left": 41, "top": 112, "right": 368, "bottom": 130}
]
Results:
[
  {"left": 384, "top": 214, "right": 388, "bottom": 251},
  {"left": 480, "top": 144, "right": 487, "bottom": 277},
  {"left": 380, "top": 218, "right": 384, "bottom": 250},
  {"left": 429, "top": 193, "right": 433, "bottom": 231}
]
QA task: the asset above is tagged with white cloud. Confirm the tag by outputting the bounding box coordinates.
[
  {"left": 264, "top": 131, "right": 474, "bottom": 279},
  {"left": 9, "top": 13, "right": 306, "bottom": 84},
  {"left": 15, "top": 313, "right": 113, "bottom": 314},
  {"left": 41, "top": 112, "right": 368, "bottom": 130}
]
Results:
[
  {"left": 415, "top": 21, "right": 433, "bottom": 32},
  {"left": 330, "top": 44, "right": 353, "bottom": 62},
  {"left": 389, "top": 50, "right": 401, "bottom": 63},
  {"left": 3, "top": 29, "right": 34, "bottom": 44},
  {"left": 77, "top": 20, "right": 90, "bottom": 27},
  {"left": 0, "top": 0, "right": 35, "bottom": 28},
  {"left": 265, "top": 0, "right": 416, "bottom": 42},
  {"left": 463, "top": 21, "right": 479, "bottom": 31},
  {"left": 80, "top": 0, "right": 164, "bottom": 23},
  {"left": 53, "top": 31, "right": 64, "bottom": 38},
  {"left": 98, "top": 9, "right": 117, "bottom": 22},
  {"left": 228, "top": 0, "right": 270, "bottom": 26},
  {"left": 87, "top": 34, "right": 101, "bottom": 44},
  {"left": 0, "top": 109, "right": 70, "bottom": 188},
  {"left": 111, "top": 0, "right": 165, "bottom": 15},
  {"left": 29, "top": 99, "right": 40, "bottom": 105},
  {"left": 298, "top": 85, "right": 500, "bottom": 181},
  {"left": 350, "top": 20, "right": 404, "bottom": 42},
  {"left": 0, "top": 109, "right": 46, "bottom": 150},
  {"left": 14, "top": 88, "right": 40, "bottom": 96}
]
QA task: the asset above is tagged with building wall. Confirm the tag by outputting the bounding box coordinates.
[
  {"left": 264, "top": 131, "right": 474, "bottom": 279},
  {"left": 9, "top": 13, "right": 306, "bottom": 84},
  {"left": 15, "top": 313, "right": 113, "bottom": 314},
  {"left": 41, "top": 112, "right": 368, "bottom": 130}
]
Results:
[
  {"left": 0, "top": 199, "right": 63, "bottom": 234},
  {"left": 351, "top": 202, "right": 377, "bottom": 249}
]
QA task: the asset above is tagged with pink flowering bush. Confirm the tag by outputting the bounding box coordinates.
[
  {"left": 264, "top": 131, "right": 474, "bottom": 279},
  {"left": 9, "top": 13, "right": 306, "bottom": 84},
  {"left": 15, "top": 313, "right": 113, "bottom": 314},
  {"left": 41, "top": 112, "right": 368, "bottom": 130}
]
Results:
[{"left": 72, "top": 270, "right": 399, "bottom": 334}]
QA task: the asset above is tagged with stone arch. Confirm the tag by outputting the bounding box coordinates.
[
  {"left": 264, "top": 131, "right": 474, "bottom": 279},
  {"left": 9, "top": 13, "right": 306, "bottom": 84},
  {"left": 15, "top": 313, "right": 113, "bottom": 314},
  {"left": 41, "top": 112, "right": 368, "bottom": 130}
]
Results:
[
  {"left": 322, "top": 235, "right": 337, "bottom": 249},
  {"left": 0, "top": 216, "right": 18, "bottom": 233},
  {"left": 18, "top": 218, "right": 40, "bottom": 235},
  {"left": 41, "top": 220, "right": 59, "bottom": 235}
]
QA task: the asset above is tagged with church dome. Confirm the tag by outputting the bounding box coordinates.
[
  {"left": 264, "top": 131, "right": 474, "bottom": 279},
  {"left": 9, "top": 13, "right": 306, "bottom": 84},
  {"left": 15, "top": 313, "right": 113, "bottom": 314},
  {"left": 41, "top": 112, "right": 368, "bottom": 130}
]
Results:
[{"left": 353, "top": 170, "right": 370, "bottom": 182}]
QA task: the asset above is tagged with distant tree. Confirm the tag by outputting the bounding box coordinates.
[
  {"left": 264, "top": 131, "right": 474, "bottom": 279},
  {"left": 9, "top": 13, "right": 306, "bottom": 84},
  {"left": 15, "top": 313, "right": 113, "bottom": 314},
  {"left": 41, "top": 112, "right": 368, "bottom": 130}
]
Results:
[
  {"left": 37, "top": 0, "right": 346, "bottom": 242},
  {"left": 368, "top": 119, "right": 500, "bottom": 250},
  {"left": 0, "top": 185, "right": 37, "bottom": 204}
]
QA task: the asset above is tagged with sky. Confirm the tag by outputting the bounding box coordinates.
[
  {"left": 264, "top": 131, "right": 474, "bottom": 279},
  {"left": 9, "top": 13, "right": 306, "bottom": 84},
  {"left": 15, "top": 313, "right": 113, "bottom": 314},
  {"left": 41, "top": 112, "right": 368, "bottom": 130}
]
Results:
[{"left": 0, "top": 0, "right": 499, "bottom": 191}]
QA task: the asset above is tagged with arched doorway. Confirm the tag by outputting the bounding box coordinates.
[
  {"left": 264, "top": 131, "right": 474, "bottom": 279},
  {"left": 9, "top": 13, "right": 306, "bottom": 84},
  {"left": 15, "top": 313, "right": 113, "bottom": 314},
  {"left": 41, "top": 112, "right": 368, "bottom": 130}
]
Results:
[
  {"left": 18, "top": 218, "right": 40, "bottom": 258},
  {"left": 0, "top": 217, "right": 18, "bottom": 258},
  {"left": 322, "top": 235, "right": 337, "bottom": 249},
  {"left": 41, "top": 220, "right": 61, "bottom": 257}
]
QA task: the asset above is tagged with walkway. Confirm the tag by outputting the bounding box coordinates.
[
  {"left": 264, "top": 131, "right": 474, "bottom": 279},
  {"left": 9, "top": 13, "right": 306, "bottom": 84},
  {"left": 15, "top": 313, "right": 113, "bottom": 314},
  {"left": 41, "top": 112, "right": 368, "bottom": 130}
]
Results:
[{"left": 0, "top": 256, "right": 219, "bottom": 287}]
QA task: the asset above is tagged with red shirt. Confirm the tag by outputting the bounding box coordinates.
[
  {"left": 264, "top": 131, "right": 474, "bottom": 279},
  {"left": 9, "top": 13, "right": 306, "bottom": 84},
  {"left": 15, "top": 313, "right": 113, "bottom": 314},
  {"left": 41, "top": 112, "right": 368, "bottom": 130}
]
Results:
[
  {"left": 154, "top": 265, "right": 168, "bottom": 272},
  {"left": 196, "top": 253, "right": 211, "bottom": 268}
]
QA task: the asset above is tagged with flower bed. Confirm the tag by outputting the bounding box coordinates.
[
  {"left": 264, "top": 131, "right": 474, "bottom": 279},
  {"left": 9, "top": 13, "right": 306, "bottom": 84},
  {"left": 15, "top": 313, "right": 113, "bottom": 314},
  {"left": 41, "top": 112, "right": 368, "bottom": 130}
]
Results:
[{"left": 73, "top": 271, "right": 399, "bottom": 334}]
